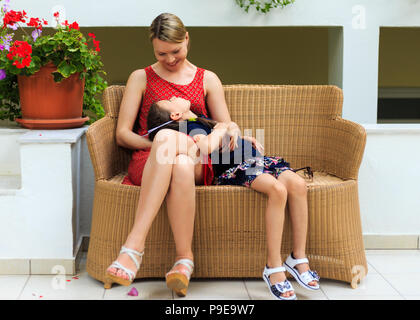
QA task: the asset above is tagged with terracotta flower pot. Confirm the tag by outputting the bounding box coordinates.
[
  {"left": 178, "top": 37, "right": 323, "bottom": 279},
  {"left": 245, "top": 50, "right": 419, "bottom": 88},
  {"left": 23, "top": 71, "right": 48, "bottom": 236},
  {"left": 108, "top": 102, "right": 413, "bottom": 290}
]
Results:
[{"left": 16, "top": 62, "right": 89, "bottom": 129}]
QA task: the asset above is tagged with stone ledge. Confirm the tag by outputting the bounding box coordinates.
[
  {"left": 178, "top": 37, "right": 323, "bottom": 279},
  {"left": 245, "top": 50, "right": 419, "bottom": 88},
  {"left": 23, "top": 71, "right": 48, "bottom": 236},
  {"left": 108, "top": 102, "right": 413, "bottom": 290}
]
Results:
[
  {"left": 361, "top": 123, "right": 420, "bottom": 134},
  {"left": 18, "top": 126, "right": 89, "bottom": 144}
]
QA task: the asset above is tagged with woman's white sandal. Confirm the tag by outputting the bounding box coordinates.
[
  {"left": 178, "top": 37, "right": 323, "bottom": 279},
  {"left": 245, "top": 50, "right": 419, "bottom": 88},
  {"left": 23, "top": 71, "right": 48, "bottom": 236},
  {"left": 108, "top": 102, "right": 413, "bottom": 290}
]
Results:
[
  {"left": 284, "top": 254, "right": 320, "bottom": 291},
  {"left": 105, "top": 246, "right": 144, "bottom": 288},
  {"left": 166, "top": 258, "right": 194, "bottom": 297},
  {"left": 262, "top": 265, "right": 297, "bottom": 300}
]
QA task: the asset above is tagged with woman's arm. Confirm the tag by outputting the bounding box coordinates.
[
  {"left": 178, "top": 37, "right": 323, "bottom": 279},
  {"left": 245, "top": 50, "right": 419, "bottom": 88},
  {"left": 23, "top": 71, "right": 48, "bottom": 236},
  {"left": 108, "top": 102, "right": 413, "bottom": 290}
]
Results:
[
  {"left": 204, "top": 70, "right": 231, "bottom": 123},
  {"left": 116, "top": 69, "right": 153, "bottom": 150}
]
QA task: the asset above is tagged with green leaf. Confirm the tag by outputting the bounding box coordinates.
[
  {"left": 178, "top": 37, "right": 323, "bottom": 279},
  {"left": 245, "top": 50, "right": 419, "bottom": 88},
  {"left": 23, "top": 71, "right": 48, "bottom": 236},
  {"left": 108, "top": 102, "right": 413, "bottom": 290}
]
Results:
[
  {"left": 52, "top": 71, "right": 64, "bottom": 82},
  {"left": 57, "top": 61, "right": 77, "bottom": 78}
]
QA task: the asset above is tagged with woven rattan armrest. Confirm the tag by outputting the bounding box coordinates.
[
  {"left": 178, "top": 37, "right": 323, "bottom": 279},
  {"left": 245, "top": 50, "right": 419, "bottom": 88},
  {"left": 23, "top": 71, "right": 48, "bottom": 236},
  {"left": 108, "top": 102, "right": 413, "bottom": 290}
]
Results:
[
  {"left": 86, "top": 115, "right": 131, "bottom": 181},
  {"left": 320, "top": 116, "right": 367, "bottom": 180}
]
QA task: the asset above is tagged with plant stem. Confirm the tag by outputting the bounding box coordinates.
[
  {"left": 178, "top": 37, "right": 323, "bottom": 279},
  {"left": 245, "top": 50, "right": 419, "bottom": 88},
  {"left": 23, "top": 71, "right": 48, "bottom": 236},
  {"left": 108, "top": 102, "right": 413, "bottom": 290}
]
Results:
[{"left": 16, "top": 22, "right": 31, "bottom": 39}]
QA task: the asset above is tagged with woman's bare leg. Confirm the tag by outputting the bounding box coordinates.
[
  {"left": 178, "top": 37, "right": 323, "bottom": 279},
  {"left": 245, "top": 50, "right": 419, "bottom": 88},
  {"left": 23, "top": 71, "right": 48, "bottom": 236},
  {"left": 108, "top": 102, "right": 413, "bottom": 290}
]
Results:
[
  {"left": 250, "top": 173, "right": 293, "bottom": 298},
  {"left": 108, "top": 129, "right": 200, "bottom": 279},
  {"left": 165, "top": 154, "right": 203, "bottom": 263}
]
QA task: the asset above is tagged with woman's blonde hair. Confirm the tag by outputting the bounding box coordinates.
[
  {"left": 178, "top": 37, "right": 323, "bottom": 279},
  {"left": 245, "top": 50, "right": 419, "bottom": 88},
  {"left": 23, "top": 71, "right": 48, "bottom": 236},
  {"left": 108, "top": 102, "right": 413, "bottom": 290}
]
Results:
[{"left": 149, "top": 13, "right": 188, "bottom": 44}]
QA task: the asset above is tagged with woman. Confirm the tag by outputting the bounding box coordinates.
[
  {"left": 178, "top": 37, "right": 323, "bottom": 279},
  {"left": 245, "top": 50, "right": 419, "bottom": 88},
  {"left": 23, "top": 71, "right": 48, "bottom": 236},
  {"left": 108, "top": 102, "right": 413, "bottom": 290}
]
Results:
[{"left": 105, "top": 13, "right": 261, "bottom": 297}]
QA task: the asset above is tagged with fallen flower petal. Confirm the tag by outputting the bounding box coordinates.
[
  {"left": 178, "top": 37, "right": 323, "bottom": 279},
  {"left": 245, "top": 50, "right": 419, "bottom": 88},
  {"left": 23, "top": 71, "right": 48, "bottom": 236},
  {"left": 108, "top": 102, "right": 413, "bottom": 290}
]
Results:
[{"left": 127, "top": 287, "right": 138, "bottom": 296}]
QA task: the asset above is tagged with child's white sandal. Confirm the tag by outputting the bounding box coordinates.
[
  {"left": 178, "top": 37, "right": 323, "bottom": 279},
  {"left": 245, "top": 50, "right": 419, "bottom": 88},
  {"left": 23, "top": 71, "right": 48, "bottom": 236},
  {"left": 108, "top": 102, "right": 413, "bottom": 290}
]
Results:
[
  {"left": 284, "top": 254, "right": 320, "bottom": 291},
  {"left": 262, "top": 265, "right": 297, "bottom": 300}
]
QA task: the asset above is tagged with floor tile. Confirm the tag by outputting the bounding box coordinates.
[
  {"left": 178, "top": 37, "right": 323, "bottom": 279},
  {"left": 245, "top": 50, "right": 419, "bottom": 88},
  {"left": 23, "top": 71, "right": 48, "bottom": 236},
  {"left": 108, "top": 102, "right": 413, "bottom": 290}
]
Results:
[
  {"left": 174, "top": 280, "right": 250, "bottom": 300},
  {"left": 0, "top": 275, "right": 29, "bottom": 300},
  {"left": 1, "top": 250, "right": 416, "bottom": 300},
  {"left": 103, "top": 280, "right": 173, "bottom": 300},
  {"left": 320, "top": 274, "right": 401, "bottom": 299},
  {"left": 19, "top": 270, "right": 105, "bottom": 300},
  {"left": 366, "top": 251, "right": 420, "bottom": 274},
  {"left": 327, "top": 295, "right": 404, "bottom": 300},
  {"left": 362, "top": 261, "right": 378, "bottom": 274},
  {"left": 383, "top": 273, "right": 420, "bottom": 296},
  {"left": 365, "top": 249, "right": 420, "bottom": 256},
  {"left": 244, "top": 279, "right": 328, "bottom": 300}
]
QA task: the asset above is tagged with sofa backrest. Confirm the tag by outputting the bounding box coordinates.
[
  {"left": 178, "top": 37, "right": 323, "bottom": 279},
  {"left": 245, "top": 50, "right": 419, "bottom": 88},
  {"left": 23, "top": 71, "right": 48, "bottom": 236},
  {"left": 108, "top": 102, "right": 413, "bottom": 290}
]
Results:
[
  {"left": 98, "top": 84, "right": 344, "bottom": 175},
  {"left": 222, "top": 85, "right": 343, "bottom": 166}
]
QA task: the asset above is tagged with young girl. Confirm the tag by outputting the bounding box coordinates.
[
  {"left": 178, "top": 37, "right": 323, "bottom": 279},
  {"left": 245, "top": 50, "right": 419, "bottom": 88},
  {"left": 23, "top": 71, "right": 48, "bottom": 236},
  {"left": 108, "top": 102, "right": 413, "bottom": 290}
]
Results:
[{"left": 146, "top": 96, "right": 320, "bottom": 300}]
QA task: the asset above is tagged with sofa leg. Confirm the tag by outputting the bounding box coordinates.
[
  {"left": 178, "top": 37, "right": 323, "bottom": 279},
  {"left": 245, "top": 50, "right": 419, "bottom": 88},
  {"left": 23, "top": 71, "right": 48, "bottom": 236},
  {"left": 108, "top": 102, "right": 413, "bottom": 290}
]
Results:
[
  {"left": 350, "top": 264, "right": 367, "bottom": 289},
  {"left": 104, "top": 279, "right": 113, "bottom": 289}
]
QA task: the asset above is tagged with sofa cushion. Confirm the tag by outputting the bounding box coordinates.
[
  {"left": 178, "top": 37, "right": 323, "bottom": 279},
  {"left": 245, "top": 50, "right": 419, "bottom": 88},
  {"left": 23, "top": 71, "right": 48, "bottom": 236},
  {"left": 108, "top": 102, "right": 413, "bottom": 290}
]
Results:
[{"left": 107, "top": 170, "right": 347, "bottom": 189}]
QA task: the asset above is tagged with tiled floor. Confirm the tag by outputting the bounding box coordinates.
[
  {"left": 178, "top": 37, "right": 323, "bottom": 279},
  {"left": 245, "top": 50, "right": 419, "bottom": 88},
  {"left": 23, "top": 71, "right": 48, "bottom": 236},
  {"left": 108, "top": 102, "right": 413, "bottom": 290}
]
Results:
[{"left": 2, "top": 250, "right": 420, "bottom": 300}]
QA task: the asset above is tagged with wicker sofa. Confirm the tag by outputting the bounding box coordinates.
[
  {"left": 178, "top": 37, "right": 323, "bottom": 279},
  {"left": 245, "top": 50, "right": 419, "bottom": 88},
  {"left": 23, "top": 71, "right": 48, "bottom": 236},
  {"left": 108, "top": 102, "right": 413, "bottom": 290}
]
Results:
[{"left": 86, "top": 84, "right": 367, "bottom": 289}]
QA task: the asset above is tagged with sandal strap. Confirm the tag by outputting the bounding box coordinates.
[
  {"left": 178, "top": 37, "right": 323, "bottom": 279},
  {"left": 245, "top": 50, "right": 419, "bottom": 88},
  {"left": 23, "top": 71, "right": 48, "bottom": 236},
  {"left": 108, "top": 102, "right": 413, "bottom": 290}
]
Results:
[
  {"left": 120, "top": 246, "right": 144, "bottom": 270},
  {"left": 109, "top": 261, "right": 136, "bottom": 281},
  {"left": 173, "top": 259, "right": 194, "bottom": 272},
  {"left": 286, "top": 254, "right": 309, "bottom": 269},
  {"left": 166, "top": 258, "right": 194, "bottom": 280},
  {"left": 264, "top": 266, "right": 286, "bottom": 276},
  {"left": 302, "top": 270, "right": 320, "bottom": 282},
  {"left": 273, "top": 279, "right": 294, "bottom": 294}
]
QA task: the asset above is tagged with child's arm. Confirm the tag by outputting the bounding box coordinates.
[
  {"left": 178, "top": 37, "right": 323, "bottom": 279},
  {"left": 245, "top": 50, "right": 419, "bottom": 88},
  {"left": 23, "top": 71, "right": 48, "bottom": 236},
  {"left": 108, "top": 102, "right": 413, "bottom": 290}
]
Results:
[{"left": 192, "top": 122, "right": 229, "bottom": 155}]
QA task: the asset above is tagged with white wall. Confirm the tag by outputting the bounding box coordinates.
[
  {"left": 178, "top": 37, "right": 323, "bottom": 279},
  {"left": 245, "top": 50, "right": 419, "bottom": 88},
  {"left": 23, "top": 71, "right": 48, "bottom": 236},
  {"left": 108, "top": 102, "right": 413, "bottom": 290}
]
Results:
[
  {"left": 0, "top": 128, "right": 87, "bottom": 260},
  {"left": 79, "top": 134, "right": 95, "bottom": 237},
  {"left": 359, "top": 124, "right": 420, "bottom": 235},
  {"left": 12, "top": 0, "right": 420, "bottom": 124},
  {"left": 0, "top": 126, "right": 28, "bottom": 176}
]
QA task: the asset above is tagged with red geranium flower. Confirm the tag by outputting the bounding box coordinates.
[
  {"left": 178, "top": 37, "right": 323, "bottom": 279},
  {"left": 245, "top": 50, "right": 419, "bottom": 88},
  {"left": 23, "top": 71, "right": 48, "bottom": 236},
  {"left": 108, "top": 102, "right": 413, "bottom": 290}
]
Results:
[
  {"left": 27, "top": 17, "right": 43, "bottom": 30},
  {"left": 3, "top": 10, "right": 28, "bottom": 28},
  {"left": 7, "top": 41, "right": 32, "bottom": 69},
  {"left": 93, "top": 39, "right": 101, "bottom": 52},
  {"left": 69, "top": 21, "right": 79, "bottom": 30}
]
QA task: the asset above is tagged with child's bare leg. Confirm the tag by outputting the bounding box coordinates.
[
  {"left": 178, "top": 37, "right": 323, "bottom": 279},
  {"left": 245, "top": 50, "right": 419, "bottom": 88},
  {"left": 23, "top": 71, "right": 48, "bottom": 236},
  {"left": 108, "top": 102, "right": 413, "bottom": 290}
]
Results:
[
  {"left": 250, "top": 173, "right": 293, "bottom": 298},
  {"left": 276, "top": 170, "right": 317, "bottom": 287},
  {"left": 108, "top": 129, "right": 199, "bottom": 279}
]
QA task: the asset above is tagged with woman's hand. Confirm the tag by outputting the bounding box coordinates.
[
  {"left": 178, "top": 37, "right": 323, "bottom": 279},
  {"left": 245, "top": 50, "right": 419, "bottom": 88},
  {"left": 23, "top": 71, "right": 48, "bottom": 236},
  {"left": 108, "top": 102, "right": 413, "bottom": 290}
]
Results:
[
  {"left": 242, "top": 136, "right": 265, "bottom": 155},
  {"left": 228, "top": 124, "right": 241, "bottom": 151},
  {"left": 220, "top": 122, "right": 241, "bottom": 152}
]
